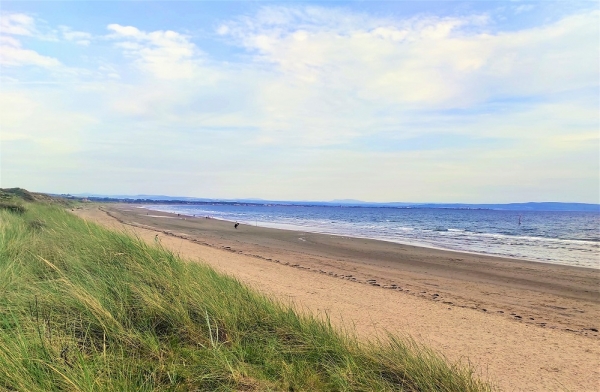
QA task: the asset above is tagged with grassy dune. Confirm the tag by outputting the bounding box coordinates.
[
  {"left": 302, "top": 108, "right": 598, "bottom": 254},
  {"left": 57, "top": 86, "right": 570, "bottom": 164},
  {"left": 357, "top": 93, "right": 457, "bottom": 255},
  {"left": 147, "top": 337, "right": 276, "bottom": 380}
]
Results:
[{"left": 0, "top": 195, "right": 492, "bottom": 391}]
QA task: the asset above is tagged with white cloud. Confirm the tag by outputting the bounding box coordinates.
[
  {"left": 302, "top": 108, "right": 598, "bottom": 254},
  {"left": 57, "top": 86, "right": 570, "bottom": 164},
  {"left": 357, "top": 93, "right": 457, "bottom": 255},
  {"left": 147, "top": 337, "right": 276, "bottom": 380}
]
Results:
[
  {"left": 0, "top": 13, "right": 63, "bottom": 67},
  {"left": 98, "top": 64, "right": 120, "bottom": 79},
  {"left": 514, "top": 4, "right": 536, "bottom": 14},
  {"left": 0, "top": 13, "right": 36, "bottom": 36},
  {"left": 107, "top": 24, "right": 143, "bottom": 38},
  {"left": 84, "top": 7, "right": 598, "bottom": 151},
  {"left": 0, "top": 35, "right": 60, "bottom": 67},
  {"left": 107, "top": 24, "right": 203, "bottom": 80},
  {"left": 1, "top": 6, "right": 597, "bottom": 202},
  {"left": 0, "top": 12, "right": 59, "bottom": 41},
  {"left": 59, "top": 26, "right": 92, "bottom": 46},
  {"left": 219, "top": 7, "right": 598, "bottom": 109}
]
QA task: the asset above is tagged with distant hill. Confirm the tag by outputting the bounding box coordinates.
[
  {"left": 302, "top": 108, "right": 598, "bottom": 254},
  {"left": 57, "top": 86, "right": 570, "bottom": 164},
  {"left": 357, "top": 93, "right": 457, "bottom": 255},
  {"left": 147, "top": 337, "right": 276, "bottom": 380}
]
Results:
[
  {"left": 406, "top": 202, "right": 599, "bottom": 212},
  {"left": 64, "top": 193, "right": 600, "bottom": 212}
]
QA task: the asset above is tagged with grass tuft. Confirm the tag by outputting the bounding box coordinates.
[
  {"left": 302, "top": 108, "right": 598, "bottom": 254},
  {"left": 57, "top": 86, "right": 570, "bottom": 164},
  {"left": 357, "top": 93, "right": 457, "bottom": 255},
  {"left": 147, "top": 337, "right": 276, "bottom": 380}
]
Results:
[
  {"left": 0, "top": 202, "right": 494, "bottom": 391},
  {"left": 0, "top": 202, "right": 26, "bottom": 214},
  {"left": 28, "top": 219, "right": 47, "bottom": 231}
]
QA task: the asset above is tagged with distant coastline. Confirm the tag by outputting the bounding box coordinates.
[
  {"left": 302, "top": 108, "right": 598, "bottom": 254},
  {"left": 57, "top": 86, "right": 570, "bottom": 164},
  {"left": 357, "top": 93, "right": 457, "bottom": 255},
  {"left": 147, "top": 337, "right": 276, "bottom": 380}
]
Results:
[{"left": 62, "top": 193, "right": 600, "bottom": 212}]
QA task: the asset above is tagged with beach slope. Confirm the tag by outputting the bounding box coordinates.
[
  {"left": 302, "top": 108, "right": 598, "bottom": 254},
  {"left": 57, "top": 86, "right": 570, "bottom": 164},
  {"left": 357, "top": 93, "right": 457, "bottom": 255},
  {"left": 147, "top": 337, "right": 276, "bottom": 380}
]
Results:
[{"left": 77, "top": 205, "right": 600, "bottom": 391}]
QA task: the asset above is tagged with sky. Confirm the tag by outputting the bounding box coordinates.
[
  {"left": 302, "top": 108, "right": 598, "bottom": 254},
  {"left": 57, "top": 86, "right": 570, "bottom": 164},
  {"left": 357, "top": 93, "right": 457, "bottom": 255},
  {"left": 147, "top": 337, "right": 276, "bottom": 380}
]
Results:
[{"left": 1, "top": 1, "right": 598, "bottom": 203}]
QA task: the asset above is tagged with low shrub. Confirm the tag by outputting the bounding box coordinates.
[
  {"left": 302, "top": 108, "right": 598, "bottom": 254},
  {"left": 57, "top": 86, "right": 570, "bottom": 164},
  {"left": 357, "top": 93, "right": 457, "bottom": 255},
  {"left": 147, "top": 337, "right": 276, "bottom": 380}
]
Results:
[{"left": 0, "top": 202, "right": 26, "bottom": 214}]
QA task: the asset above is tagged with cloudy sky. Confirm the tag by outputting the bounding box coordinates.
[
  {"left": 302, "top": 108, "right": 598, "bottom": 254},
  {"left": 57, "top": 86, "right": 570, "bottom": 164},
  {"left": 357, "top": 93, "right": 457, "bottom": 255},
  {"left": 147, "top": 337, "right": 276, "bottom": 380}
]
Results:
[{"left": 1, "top": 1, "right": 598, "bottom": 203}]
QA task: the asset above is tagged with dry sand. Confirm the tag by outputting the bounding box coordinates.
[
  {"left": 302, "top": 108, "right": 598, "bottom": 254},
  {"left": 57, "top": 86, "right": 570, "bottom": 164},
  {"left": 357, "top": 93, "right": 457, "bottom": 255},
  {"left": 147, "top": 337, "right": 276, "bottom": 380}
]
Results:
[{"left": 74, "top": 204, "right": 600, "bottom": 391}]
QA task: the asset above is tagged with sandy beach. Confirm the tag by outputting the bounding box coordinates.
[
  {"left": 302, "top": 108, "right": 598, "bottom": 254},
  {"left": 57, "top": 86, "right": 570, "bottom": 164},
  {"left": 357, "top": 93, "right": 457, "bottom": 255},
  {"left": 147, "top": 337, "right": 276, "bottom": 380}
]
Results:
[{"left": 75, "top": 204, "right": 600, "bottom": 391}]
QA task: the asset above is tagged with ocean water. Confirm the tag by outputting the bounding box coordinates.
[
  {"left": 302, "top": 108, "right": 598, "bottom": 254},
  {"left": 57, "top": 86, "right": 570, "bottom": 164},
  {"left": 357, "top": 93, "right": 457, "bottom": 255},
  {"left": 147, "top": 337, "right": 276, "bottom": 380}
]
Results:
[{"left": 143, "top": 204, "right": 600, "bottom": 269}]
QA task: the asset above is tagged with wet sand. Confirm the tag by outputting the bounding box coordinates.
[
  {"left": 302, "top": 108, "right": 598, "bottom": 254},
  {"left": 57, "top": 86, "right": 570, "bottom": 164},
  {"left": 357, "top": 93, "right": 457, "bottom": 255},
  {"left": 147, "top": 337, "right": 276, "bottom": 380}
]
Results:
[{"left": 75, "top": 204, "right": 600, "bottom": 391}]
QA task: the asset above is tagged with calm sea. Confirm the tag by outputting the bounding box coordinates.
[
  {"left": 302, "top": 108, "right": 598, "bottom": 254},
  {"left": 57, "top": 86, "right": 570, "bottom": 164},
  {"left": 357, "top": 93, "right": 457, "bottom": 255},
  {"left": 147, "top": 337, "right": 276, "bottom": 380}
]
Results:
[{"left": 143, "top": 204, "right": 600, "bottom": 269}]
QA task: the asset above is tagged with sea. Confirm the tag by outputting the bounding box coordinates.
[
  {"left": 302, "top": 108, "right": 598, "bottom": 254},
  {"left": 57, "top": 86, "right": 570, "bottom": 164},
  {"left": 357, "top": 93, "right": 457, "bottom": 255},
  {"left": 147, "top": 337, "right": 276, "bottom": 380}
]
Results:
[{"left": 142, "top": 204, "right": 600, "bottom": 269}]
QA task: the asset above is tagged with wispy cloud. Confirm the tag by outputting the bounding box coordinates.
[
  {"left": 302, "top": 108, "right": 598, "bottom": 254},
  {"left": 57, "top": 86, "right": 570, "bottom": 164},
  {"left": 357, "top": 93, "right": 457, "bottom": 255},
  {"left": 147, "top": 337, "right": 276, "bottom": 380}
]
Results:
[
  {"left": 107, "top": 24, "right": 204, "bottom": 80},
  {"left": 0, "top": 35, "right": 60, "bottom": 67},
  {"left": 59, "top": 26, "right": 92, "bottom": 46},
  {"left": 0, "top": 13, "right": 36, "bottom": 36},
  {"left": 0, "top": 13, "right": 60, "bottom": 67},
  {"left": 1, "top": 4, "right": 597, "bottom": 202},
  {"left": 219, "top": 6, "right": 597, "bottom": 108},
  {"left": 513, "top": 4, "right": 536, "bottom": 14}
]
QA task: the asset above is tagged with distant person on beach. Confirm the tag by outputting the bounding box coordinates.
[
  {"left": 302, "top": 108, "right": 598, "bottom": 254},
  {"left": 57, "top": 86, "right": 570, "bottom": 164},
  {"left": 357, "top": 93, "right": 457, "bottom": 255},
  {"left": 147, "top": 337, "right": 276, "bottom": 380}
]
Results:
[
  {"left": 234, "top": 222, "right": 239, "bottom": 229},
  {"left": 154, "top": 234, "right": 159, "bottom": 243}
]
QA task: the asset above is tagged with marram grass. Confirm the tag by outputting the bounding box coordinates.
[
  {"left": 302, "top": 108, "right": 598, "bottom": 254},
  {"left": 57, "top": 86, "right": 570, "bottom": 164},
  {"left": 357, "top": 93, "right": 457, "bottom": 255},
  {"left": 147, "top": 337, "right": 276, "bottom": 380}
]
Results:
[{"left": 0, "top": 201, "right": 494, "bottom": 391}]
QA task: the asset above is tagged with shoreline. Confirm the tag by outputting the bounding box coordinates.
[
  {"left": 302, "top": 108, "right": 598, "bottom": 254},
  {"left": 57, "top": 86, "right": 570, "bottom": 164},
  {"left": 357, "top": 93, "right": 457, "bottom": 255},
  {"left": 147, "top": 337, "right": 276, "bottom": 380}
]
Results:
[
  {"left": 140, "top": 204, "right": 594, "bottom": 271},
  {"left": 139, "top": 204, "right": 599, "bottom": 270},
  {"left": 106, "top": 204, "right": 599, "bottom": 331},
  {"left": 75, "top": 204, "right": 600, "bottom": 391}
]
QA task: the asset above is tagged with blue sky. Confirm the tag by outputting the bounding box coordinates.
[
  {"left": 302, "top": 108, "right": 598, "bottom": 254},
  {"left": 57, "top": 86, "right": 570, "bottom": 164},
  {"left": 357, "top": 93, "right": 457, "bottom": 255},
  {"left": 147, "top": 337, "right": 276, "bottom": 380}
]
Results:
[{"left": 1, "top": 1, "right": 598, "bottom": 203}]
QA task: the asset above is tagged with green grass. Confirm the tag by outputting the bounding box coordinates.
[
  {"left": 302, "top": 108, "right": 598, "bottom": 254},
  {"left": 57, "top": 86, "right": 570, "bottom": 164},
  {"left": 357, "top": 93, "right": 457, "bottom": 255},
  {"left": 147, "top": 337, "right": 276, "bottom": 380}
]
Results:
[
  {"left": 0, "top": 202, "right": 26, "bottom": 214},
  {"left": 0, "top": 199, "right": 493, "bottom": 391},
  {"left": 0, "top": 187, "right": 37, "bottom": 202}
]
